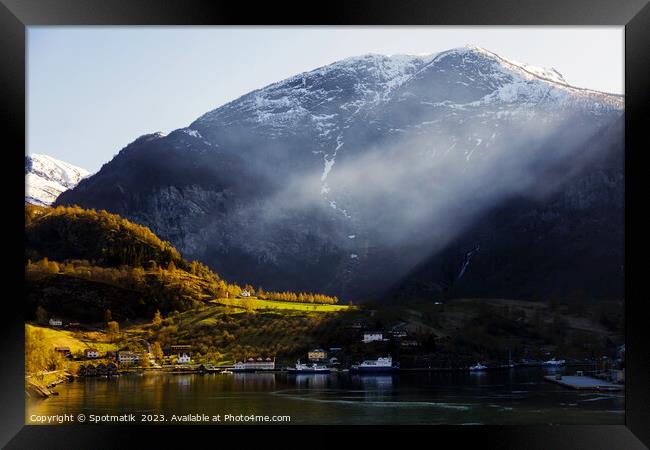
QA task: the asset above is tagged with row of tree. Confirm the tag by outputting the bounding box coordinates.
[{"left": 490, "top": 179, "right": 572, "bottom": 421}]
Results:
[
  {"left": 255, "top": 288, "right": 339, "bottom": 305},
  {"left": 26, "top": 204, "right": 341, "bottom": 319}
]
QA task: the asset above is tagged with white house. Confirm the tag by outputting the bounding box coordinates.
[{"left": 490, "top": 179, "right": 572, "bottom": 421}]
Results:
[
  {"left": 49, "top": 318, "right": 63, "bottom": 327},
  {"left": 240, "top": 289, "right": 251, "bottom": 298},
  {"left": 84, "top": 348, "right": 100, "bottom": 359},
  {"left": 363, "top": 332, "right": 384, "bottom": 343},
  {"left": 117, "top": 351, "right": 141, "bottom": 364},
  {"left": 177, "top": 352, "right": 191, "bottom": 364}
]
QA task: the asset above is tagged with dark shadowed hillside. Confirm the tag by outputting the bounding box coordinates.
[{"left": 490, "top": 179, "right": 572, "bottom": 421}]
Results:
[{"left": 56, "top": 47, "right": 625, "bottom": 302}]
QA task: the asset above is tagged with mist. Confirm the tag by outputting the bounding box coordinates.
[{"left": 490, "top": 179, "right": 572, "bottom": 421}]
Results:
[{"left": 241, "top": 107, "right": 621, "bottom": 298}]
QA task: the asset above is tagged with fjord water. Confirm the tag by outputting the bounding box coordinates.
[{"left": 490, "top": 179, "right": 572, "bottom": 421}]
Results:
[{"left": 27, "top": 367, "right": 623, "bottom": 425}]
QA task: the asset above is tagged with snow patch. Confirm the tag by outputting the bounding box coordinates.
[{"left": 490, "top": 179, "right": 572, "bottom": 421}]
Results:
[
  {"left": 25, "top": 153, "right": 91, "bottom": 206},
  {"left": 182, "top": 128, "right": 202, "bottom": 138}
]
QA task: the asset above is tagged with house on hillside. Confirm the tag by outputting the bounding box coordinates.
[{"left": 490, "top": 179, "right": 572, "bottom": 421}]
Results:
[
  {"left": 84, "top": 348, "right": 100, "bottom": 359},
  {"left": 308, "top": 348, "right": 327, "bottom": 361},
  {"left": 177, "top": 352, "right": 191, "bottom": 364},
  {"left": 240, "top": 289, "right": 251, "bottom": 298},
  {"left": 363, "top": 332, "right": 384, "bottom": 343},
  {"left": 117, "top": 351, "right": 141, "bottom": 364},
  {"left": 169, "top": 344, "right": 191, "bottom": 355},
  {"left": 49, "top": 318, "right": 63, "bottom": 327},
  {"left": 390, "top": 324, "right": 408, "bottom": 338},
  {"left": 54, "top": 346, "right": 71, "bottom": 357}
]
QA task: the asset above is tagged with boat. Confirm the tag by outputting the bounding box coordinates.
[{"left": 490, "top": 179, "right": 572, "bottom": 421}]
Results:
[
  {"left": 220, "top": 369, "right": 233, "bottom": 374},
  {"left": 469, "top": 362, "right": 488, "bottom": 371},
  {"left": 287, "top": 361, "right": 331, "bottom": 374},
  {"left": 542, "top": 358, "right": 566, "bottom": 367},
  {"left": 350, "top": 356, "right": 399, "bottom": 373}
]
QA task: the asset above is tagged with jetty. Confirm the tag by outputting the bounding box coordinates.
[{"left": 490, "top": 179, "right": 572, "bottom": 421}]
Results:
[
  {"left": 544, "top": 374, "right": 623, "bottom": 391},
  {"left": 25, "top": 370, "right": 73, "bottom": 398}
]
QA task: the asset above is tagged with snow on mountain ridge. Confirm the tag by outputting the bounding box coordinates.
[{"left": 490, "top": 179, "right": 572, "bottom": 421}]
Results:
[
  {"left": 195, "top": 46, "right": 621, "bottom": 132},
  {"left": 26, "top": 153, "right": 90, "bottom": 206}
]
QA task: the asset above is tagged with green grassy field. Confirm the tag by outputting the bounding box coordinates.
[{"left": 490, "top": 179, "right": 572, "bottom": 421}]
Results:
[
  {"left": 211, "top": 297, "right": 353, "bottom": 312},
  {"left": 26, "top": 324, "right": 119, "bottom": 355}
]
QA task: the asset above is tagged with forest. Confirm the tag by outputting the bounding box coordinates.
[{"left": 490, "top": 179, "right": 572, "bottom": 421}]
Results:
[{"left": 25, "top": 204, "right": 338, "bottom": 322}]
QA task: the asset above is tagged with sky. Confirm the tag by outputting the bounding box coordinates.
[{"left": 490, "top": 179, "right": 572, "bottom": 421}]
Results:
[{"left": 27, "top": 26, "right": 624, "bottom": 172}]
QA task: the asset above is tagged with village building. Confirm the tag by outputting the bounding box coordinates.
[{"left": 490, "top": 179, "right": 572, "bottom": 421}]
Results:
[
  {"left": 240, "top": 289, "right": 251, "bottom": 297},
  {"left": 233, "top": 357, "right": 275, "bottom": 371},
  {"left": 85, "top": 364, "right": 97, "bottom": 376},
  {"left": 96, "top": 363, "right": 107, "bottom": 376},
  {"left": 54, "top": 346, "right": 71, "bottom": 357},
  {"left": 84, "top": 348, "right": 100, "bottom": 359},
  {"left": 176, "top": 352, "right": 191, "bottom": 364},
  {"left": 117, "top": 351, "right": 141, "bottom": 364},
  {"left": 390, "top": 323, "right": 408, "bottom": 338},
  {"left": 49, "top": 318, "right": 63, "bottom": 327},
  {"left": 363, "top": 332, "right": 384, "bottom": 343},
  {"left": 169, "top": 344, "right": 191, "bottom": 356},
  {"left": 308, "top": 348, "right": 328, "bottom": 361}
]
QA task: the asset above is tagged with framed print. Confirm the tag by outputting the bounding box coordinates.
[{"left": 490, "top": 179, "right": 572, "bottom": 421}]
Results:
[{"left": 2, "top": 0, "right": 649, "bottom": 448}]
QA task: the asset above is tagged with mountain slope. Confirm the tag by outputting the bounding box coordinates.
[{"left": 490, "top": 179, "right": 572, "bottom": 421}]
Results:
[
  {"left": 25, "top": 153, "right": 90, "bottom": 206},
  {"left": 26, "top": 204, "right": 339, "bottom": 321},
  {"left": 56, "top": 46, "right": 624, "bottom": 302},
  {"left": 25, "top": 204, "right": 223, "bottom": 320}
]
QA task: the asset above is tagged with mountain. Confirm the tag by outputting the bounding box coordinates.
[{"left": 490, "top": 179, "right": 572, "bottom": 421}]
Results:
[
  {"left": 25, "top": 153, "right": 90, "bottom": 206},
  {"left": 56, "top": 46, "right": 624, "bottom": 302}
]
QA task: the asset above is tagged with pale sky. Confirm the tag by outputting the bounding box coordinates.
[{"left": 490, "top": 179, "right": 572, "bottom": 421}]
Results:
[{"left": 27, "top": 26, "right": 624, "bottom": 172}]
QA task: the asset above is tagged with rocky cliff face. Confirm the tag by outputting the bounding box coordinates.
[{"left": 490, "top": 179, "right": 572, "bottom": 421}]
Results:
[{"left": 57, "top": 46, "right": 624, "bottom": 301}]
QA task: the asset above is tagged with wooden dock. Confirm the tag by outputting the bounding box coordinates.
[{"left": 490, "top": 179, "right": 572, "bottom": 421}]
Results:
[{"left": 544, "top": 375, "right": 623, "bottom": 391}]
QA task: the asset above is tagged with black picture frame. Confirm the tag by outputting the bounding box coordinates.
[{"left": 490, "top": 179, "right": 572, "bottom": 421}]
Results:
[{"left": 3, "top": 0, "right": 649, "bottom": 448}]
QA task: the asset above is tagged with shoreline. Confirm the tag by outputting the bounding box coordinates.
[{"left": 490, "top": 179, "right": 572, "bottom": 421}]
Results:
[{"left": 26, "top": 371, "right": 73, "bottom": 398}]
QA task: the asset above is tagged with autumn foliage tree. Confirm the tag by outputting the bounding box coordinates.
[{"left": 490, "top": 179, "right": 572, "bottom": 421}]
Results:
[{"left": 107, "top": 321, "right": 120, "bottom": 342}]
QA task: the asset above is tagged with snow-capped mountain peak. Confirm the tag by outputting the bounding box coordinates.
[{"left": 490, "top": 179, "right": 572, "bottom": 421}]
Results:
[
  {"left": 25, "top": 153, "right": 91, "bottom": 206},
  {"left": 57, "top": 45, "right": 624, "bottom": 302},
  {"left": 462, "top": 45, "right": 568, "bottom": 87},
  {"left": 195, "top": 46, "right": 621, "bottom": 134}
]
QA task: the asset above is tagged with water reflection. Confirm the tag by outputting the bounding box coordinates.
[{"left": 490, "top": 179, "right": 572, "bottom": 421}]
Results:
[
  {"left": 356, "top": 375, "right": 394, "bottom": 390},
  {"left": 354, "top": 375, "right": 396, "bottom": 402},
  {"left": 291, "top": 373, "right": 329, "bottom": 389},
  {"left": 26, "top": 368, "right": 624, "bottom": 425}
]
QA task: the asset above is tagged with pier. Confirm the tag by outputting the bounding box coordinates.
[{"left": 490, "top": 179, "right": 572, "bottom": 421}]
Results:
[{"left": 544, "top": 375, "right": 623, "bottom": 391}]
